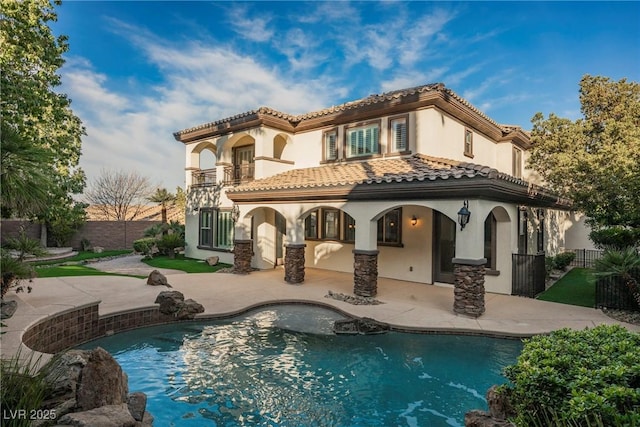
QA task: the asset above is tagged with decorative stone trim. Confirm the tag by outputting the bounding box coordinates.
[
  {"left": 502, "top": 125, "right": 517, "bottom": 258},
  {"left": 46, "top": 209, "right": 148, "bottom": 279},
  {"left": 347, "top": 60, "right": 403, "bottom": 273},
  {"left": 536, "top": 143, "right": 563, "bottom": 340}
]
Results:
[
  {"left": 232, "top": 239, "right": 253, "bottom": 274},
  {"left": 284, "top": 244, "right": 306, "bottom": 284},
  {"left": 353, "top": 250, "right": 379, "bottom": 297},
  {"left": 453, "top": 261, "right": 486, "bottom": 318}
]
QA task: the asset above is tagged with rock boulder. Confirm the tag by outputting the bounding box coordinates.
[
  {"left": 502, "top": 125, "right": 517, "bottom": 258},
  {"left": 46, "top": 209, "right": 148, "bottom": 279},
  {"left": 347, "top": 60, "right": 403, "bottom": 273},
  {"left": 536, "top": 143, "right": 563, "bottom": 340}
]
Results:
[
  {"left": 57, "top": 403, "right": 136, "bottom": 427},
  {"left": 76, "top": 347, "right": 128, "bottom": 410},
  {"left": 146, "top": 270, "right": 171, "bottom": 287},
  {"left": 155, "top": 291, "right": 204, "bottom": 320}
]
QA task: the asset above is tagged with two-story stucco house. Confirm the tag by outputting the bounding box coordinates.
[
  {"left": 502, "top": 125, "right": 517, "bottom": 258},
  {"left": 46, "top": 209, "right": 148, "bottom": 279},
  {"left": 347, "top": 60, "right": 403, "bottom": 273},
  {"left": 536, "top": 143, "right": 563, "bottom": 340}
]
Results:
[{"left": 173, "top": 83, "right": 579, "bottom": 317}]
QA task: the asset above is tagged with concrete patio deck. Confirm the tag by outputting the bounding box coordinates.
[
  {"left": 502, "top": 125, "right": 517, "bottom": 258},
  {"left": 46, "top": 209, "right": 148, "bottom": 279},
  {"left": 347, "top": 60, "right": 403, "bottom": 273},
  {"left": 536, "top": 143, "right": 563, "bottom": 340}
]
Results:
[{"left": 2, "top": 255, "right": 639, "bottom": 364}]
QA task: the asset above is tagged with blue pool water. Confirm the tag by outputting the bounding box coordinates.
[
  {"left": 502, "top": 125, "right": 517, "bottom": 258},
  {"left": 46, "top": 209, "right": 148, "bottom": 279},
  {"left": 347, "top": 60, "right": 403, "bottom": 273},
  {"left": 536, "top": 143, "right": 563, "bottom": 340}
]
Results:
[{"left": 80, "top": 305, "right": 522, "bottom": 426}]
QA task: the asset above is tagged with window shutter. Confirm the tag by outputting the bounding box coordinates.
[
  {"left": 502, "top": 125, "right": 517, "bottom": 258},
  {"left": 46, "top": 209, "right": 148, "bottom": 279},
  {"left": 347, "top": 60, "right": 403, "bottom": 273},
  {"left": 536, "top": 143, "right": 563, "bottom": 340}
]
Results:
[
  {"left": 393, "top": 120, "right": 407, "bottom": 151},
  {"left": 326, "top": 132, "right": 337, "bottom": 160}
]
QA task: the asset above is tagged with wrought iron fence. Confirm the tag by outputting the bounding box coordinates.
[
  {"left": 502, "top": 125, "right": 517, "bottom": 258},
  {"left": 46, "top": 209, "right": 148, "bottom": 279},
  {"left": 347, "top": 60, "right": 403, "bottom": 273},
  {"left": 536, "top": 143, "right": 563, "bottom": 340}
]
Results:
[
  {"left": 568, "top": 248, "right": 604, "bottom": 268},
  {"left": 595, "top": 267, "right": 640, "bottom": 311},
  {"left": 512, "top": 253, "right": 546, "bottom": 298}
]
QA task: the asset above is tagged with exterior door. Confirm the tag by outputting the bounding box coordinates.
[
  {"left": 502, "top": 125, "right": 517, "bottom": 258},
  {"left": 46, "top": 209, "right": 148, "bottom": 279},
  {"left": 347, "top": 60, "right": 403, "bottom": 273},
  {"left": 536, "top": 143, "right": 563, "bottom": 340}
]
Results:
[
  {"left": 233, "top": 145, "right": 255, "bottom": 182},
  {"left": 434, "top": 212, "right": 456, "bottom": 283}
]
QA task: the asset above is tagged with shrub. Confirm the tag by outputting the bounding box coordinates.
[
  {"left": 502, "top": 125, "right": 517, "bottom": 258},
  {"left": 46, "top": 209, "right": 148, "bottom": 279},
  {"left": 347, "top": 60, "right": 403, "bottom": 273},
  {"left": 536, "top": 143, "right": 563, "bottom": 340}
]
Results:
[
  {"left": 1, "top": 250, "right": 35, "bottom": 299},
  {"left": 0, "top": 350, "right": 49, "bottom": 427},
  {"left": 45, "top": 202, "right": 87, "bottom": 247},
  {"left": 157, "top": 233, "right": 185, "bottom": 259},
  {"left": 80, "top": 238, "right": 91, "bottom": 251},
  {"left": 502, "top": 325, "right": 640, "bottom": 426},
  {"left": 143, "top": 223, "right": 166, "bottom": 238},
  {"left": 132, "top": 238, "right": 157, "bottom": 258},
  {"left": 589, "top": 226, "right": 640, "bottom": 251},
  {"left": 3, "top": 228, "right": 47, "bottom": 261},
  {"left": 594, "top": 248, "right": 640, "bottom": 308},
  {"left": 553, "top": 252, "right": 576, "bottom": 271}
]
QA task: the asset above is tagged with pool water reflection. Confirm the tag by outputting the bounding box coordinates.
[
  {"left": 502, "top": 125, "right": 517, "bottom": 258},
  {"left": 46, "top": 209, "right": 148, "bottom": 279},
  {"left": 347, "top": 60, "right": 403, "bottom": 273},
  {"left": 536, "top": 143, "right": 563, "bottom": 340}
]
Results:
[{"left": 80, "top": 305, "right": 522, "bottom": 426}]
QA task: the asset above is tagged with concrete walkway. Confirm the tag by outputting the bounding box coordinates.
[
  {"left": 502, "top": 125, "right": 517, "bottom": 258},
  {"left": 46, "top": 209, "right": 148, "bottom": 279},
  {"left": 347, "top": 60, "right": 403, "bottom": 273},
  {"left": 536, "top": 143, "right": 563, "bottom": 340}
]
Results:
[
  {"left": 84, "top": 253, "right": 185, "bottom": 277},
  {"left": 3, "top": 257, "right": 639, "bottom": 364}
]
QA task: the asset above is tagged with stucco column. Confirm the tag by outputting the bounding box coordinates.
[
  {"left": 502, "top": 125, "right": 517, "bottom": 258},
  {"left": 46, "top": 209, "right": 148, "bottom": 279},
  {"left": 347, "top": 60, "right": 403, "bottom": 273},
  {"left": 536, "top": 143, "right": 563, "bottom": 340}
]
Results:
[
  {"left": 353, "top": 250, "right": 379, "bottom": 297},
  {"left": 233, "top": 239, "right": 253, "bottom": 274},
  {"left": 452, "top": 258, "right": 486, "bottom": 317},
  {"left": 284, "top": 244, "right": 306, "bottom": 284}
]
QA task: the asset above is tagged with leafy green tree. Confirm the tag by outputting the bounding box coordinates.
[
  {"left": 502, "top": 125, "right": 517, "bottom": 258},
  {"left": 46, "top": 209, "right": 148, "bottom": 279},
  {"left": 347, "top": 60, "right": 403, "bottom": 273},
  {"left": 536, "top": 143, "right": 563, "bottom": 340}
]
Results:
[
  {"left": 528, "top": 75, "right": 640, "bottom": 229},
  {"left": 45, "top": 201, "right": 87, "bottom": 247},
  {"left": 174, "top": 186, "right": 186, "bottom": 222},
  {"left": 1, "top": 0, "right": 86, "bottom": 221}
]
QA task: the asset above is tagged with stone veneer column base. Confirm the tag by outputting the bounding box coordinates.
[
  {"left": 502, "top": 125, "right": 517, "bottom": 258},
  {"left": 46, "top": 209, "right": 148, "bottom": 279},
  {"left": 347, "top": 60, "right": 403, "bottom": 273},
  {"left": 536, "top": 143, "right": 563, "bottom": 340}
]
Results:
[
  {"left": 233, "top": 240, "right": 253, "bottom": 274},
  {"left": 453, "top": 258, "right": 486, "bottom": 318},
  {"left": 284, "top": 244, "right": 306, "bottom": 284},
  {"left": 353, "top": 250, "right": 379, "bottom": 297}
]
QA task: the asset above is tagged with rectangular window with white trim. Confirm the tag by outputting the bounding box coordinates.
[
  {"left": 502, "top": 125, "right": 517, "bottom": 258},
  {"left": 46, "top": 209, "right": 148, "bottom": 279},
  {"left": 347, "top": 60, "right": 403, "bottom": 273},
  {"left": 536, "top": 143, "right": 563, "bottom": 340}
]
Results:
[
  {"left": 324, "top": 129, "right": 338, "bottom": 161},
  {"left": 389, "top": 115, "right": 408, "bottom": 153},
  {"left": 345, "top": 122, "right": 380, "bottom": 158}
]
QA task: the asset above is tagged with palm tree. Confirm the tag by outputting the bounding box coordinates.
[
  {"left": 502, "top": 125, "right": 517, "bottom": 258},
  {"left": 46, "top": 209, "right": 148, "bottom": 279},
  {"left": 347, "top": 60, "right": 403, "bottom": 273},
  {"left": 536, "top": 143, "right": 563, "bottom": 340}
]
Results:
[
  {"left": 0, "top": 122, "right": 53, "bottom": 218},
  {"left": 147, "top": 188, "right": 176, "bottom": 225},
  {"left": 594, "top": 247, "right": 640, "bottom": 308}
]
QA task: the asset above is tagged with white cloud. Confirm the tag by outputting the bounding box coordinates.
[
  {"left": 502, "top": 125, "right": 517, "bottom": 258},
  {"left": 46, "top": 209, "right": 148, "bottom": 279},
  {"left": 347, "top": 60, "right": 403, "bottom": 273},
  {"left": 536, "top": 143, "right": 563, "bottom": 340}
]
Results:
[
  {"left": 224, "top": 4, "right": 275, "bottom": 43},
  {"left": 397, "top": 8, "right": 456, "bottom": 67},
  {"left": 61, "top": 21, "right": 346, "bottom": 194}
]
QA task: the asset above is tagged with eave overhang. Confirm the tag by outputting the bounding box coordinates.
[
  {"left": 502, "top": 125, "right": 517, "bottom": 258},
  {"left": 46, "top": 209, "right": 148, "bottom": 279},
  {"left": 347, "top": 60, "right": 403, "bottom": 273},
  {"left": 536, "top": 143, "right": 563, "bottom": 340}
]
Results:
[
  {"left": 173, "top": 83, "right": 533, "bottom": 146},
  {"left": 173, "top": 111, "right": 296, "bottom": 144},
  {"left": 227, "top": 176, "right": 572, "bottom": 210}
]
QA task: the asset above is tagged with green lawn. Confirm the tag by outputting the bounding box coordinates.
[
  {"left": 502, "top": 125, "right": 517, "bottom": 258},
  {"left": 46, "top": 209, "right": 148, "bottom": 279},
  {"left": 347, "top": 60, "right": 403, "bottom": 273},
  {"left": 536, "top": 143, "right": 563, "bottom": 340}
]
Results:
[
  {"left": 32, "top": 250, "right": 133, "bottom": 266},
  {"left": 537, "top": 268, "right": 595, "bottom": 308},
  {"left": 142, "top": 254, "right": 232, "bottom": 273},
  {"left": 34, "top": 265, "right": 141, "bottom": 278}
]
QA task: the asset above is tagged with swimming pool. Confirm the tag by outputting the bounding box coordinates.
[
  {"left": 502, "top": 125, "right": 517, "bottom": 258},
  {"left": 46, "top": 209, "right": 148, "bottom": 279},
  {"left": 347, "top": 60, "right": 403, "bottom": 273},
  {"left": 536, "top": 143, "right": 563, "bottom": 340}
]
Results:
[{"left": 80, "top": 305, "right": 522, "bottom": 426}]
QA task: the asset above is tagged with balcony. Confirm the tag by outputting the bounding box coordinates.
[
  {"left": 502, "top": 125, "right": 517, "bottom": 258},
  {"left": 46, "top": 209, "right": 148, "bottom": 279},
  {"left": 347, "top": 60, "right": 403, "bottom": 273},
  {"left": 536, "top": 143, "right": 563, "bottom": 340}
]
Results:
[
  {"left": 191, "top": 168, "right": 217, "bottom": 188},
  {"left": 223, "top": 164, "right": 255, "bottom": 186}
]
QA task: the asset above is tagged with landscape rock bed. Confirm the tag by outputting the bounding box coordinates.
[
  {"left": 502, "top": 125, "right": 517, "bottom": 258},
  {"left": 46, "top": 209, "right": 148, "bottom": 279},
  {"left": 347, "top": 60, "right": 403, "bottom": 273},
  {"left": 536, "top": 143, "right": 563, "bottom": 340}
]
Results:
[{"left": 325, "top": 290, "right": 384, "bottom": 305}]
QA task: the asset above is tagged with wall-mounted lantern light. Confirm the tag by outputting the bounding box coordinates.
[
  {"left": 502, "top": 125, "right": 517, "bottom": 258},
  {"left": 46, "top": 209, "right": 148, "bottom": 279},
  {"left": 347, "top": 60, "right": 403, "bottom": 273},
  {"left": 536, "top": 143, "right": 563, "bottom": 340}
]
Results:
[
  {"left": 411, "top": 215, "right": 418, "bottom": 226},
  {"left": 457, "top": 200, "right": 471, "bottom": 230}
]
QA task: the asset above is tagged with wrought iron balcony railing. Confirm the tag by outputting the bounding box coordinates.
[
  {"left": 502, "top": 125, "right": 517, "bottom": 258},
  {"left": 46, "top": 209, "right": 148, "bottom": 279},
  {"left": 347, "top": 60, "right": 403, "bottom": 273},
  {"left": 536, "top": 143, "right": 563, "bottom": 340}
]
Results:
[
  {"left": 190, "top": 168, "right": 217, "bottom": 188},
  {"left": 223, "top": 164, "right": 255, "bottom": 186}
]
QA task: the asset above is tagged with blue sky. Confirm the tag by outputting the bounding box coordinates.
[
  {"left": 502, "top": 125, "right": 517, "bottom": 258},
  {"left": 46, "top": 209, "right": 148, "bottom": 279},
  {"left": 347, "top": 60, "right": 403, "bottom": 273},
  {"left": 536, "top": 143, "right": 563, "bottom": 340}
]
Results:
[{"left": 51, "top": 1, "right": 640, "bottom": 193}]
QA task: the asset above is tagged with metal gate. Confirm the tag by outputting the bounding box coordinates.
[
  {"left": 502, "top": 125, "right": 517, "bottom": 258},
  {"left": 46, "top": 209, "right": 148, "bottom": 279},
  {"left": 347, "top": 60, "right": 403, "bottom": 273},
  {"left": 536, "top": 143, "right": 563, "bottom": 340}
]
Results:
[{"left": 512, "top": 253, "right": 546, "bottom": 298}]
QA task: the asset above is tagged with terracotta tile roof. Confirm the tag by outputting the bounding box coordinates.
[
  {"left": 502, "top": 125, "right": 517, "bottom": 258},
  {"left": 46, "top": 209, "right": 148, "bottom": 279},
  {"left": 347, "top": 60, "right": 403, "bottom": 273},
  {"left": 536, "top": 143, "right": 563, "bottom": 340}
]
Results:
[
  {"left": 174, "top": 83, "right": 523, "bottom": 139},
  {"left": 227, "top": 154, "right": 518, "bottom": 194}
]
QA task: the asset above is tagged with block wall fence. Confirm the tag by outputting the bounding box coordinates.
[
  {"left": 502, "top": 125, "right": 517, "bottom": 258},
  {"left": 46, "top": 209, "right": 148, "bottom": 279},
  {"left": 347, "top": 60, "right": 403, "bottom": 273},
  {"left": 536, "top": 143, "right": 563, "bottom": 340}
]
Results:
[{"left": 0, "top": 220, "right": 162, "bottom": 250}]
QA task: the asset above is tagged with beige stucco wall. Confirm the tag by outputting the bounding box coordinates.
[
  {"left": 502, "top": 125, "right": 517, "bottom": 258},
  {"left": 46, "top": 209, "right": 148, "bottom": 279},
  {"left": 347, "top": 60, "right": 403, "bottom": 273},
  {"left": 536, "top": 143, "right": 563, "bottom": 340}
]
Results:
[
  {"left": 564, "top": 212, "right": 596, "bottom": 250},
  {"left": 415, "top": 108, "right": 505, "bottom": 172},
  {"left": 179, "top": 104, "right": 586, "bottom": 296}
]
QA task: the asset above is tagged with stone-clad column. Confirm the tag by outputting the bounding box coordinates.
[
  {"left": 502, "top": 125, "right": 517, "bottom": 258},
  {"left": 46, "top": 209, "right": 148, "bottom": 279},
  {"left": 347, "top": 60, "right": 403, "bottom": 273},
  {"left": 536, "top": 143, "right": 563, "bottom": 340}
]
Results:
[
  {"left": 284, "top": 244, "right": 306, "bottom": 284},
  {"left": 452, "top": 258, "right": 486, "bottom": 318},
  {"left": 233, "top": 240, "right": 253, "bottom": 274},
  {"left": 353, "top": 250, "right": 379, "bottom": 297}
]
